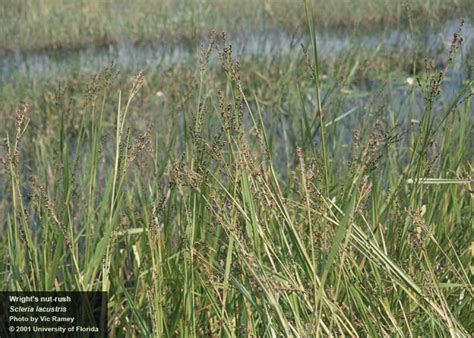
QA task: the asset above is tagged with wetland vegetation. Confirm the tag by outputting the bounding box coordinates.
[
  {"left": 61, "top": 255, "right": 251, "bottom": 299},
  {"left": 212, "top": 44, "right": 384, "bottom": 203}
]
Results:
[{"left": 0, "top": 0, "right": 472, "bottom": 336}]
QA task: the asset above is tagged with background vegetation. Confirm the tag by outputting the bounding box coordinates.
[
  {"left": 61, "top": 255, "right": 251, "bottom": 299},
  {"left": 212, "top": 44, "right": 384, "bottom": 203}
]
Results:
[{"left": 1, "top": 0, "right": 473, "bottom": 52}]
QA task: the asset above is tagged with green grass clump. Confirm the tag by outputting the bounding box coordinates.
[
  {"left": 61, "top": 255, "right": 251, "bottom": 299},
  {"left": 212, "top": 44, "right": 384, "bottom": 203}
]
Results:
[{"left": 0, "top": 3, "right": 473, "bottom": 338}]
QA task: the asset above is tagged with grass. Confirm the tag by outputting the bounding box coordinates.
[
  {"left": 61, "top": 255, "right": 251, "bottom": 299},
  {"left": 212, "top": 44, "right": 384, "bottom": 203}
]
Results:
[
  {"left": 1, "top": 1, "right": 473, "bottom": 337},
  {"left": 1, "top": 0, "right": 473, "bottom": 52}
]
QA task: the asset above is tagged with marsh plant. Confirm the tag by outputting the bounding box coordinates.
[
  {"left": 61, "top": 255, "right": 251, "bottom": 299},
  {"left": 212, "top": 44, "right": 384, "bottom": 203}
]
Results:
[{"left": 0, "top": 1, "right": 473, "bottom": 337}]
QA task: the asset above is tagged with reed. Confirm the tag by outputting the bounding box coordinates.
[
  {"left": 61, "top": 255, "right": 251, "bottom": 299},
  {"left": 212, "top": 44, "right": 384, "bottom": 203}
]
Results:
[{"left": 0, "top": 1, "right": 472, "bottom": 336}]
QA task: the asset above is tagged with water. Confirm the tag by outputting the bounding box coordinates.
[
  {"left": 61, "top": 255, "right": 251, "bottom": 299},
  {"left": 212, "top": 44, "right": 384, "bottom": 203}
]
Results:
[{"left": 0, "top": 19, "right": 472, "bottom": 82}]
